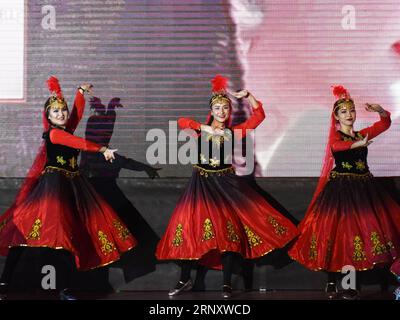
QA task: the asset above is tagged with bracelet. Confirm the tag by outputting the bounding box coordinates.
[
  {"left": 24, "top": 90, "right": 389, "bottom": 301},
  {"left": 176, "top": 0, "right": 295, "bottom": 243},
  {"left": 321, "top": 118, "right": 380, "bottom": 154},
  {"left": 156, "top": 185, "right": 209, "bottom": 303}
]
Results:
[
  {"left": 78, "top": 87, "right": 86, "bottom": 94},
  {"left": 99, "top": 146, "right": 107, "bottom": 153},
  {"left": 245, "top": 91, "right": 250, "bottom": 98}
]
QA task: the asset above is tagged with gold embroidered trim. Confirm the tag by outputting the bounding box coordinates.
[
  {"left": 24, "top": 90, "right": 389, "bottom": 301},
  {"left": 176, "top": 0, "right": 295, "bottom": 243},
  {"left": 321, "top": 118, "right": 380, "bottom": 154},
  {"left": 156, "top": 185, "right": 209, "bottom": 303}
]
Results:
[
  {"left": 43, "top": 166, "right": 80, "bottom": 178},
  {"left": 353, "top": 236, "right": 367, "bottom": 261},
  {"left": 268, "top": 216, "right": 287, "bottom": 236},
  {"left": 172, "top": 223, "right": 183, "bottom": 247},
  {"left": 27, "top": 218, "right": 42, "bottom": 240},
  {"left": 326, "top": 239, "right": 333, "bottom": 262},
  {"left": 202, "top": 218, "right": 215, "bottom": 241},
  {"left": 356, "top": 132, "right": 364, "bottom": 140},
  {"left": 113, "top": 220, "right": 131, "bottom": 241},
  {"left": 98, "top": 231, "right": 116, "bottom": 255},
  {"left": 193, "top": 165, "right": 235, "bottom": 177},
  {"left": 0, "top": 218, "right": 10, "bottom": 234},
  {"left": 329, "top": 171, "right": 373, "bottom": 180},
  {"left": 309, "top": 234, "right": 318, "bottom": 261},
  {"left": 226, "top": 221, "right": 240, "bottom": 243},
  {"left": 244, "top": 225, "right": 262, "bottom": 248}
]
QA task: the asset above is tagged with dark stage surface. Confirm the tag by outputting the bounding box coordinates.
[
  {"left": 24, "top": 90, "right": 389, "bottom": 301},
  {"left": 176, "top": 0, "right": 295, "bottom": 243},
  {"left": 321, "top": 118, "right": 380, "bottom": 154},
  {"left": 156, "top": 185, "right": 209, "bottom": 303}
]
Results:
[
  {"left": 2, "top": 290, "right": 396, "bottom": 301},
  {"left": 1, "top": 177, "right": 400, "bottom": 296}
]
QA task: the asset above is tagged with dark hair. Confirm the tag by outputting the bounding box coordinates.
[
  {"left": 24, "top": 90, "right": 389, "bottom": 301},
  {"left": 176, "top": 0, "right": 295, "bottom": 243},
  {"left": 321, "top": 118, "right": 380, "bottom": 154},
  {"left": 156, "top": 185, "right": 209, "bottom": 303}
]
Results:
[{"left": 333, "top": 98, "right": 354, "bottom": 115}]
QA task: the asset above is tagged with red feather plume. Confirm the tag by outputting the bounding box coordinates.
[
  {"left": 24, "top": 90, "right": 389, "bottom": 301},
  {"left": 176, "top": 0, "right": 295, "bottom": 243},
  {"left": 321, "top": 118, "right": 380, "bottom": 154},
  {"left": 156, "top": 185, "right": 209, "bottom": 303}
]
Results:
[
  {"left": 46, "top": 76, "right": 63, "bottom": 99},
  {"left": 211, "top": 74, "right": 228, "bottom": 93},
  {"left": 331, "top": 85, "right": 349, "bottom": 100}
]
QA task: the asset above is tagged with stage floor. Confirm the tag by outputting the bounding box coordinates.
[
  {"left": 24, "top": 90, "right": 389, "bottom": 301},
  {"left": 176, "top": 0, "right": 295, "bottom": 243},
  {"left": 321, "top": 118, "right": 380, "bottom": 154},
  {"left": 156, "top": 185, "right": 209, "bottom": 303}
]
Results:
[{"left": 2, "top": 289, "right": 396, "bottom": 300}]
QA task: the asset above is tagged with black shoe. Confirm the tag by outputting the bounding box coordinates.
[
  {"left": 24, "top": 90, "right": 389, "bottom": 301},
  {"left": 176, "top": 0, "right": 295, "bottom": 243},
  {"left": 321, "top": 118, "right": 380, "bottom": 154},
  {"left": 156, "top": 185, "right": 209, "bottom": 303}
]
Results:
[
  {"left": 325, "top": 282, "right": 338, "bottom": 299},
  {"left": 168, "top": 279, "right": 193, "bottom": 296},
  {"left": 221, "top": 285, "right": 232, "bottom": 299},
  {"left": 0, "top": 283, "right": 8, "bottom": 300},
  {"left": 59, "top": 288, "right": 78, "bottom": 301},
  {"left": 340, "top": 289, "right": 360, "bottom": 300}
]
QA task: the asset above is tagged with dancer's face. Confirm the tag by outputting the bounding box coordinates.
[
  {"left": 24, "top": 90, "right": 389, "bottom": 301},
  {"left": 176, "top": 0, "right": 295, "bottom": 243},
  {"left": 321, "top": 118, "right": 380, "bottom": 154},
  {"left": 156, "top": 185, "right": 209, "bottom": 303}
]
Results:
[
  {"left": 48, "top": 105, "right": 69, "bottom": 127},
  {"left": 334, "top": 104, "right": 356, "bottom": 127},
  {"left": 211, "top": 102, "right": 230, "bottom": 123}
]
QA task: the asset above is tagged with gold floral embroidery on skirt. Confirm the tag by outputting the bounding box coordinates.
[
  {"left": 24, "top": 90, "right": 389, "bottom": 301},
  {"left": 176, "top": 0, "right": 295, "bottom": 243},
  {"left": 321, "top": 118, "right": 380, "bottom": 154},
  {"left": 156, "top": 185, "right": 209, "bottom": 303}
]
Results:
[
  {"left": 325, "top": 239, "right": 333, "bottom": 262},
  {"left": 27, "top": 218, "right": 42, "bottom": 240},
  {"left": 202, "top": 218, "right": 215, "bottom": 241},
  {"left": 370, "top": 232, "right": 387, "bottom": 256},
  {"left": 309, "top": 234, "right": 318, "bottom": 261},
  {"left": 267, "top": 216, "right": 287, "bottom": 236},
  {"left": 98, "top": 231, "right": 116, "bottom": 255},
  {"left": 226, "top": 221, "right": 240, "bottom": 243},
  {"left": 113, "top": 219, "right": 131, "bottom": 240},
  {"left": 244, "top": 225, "right": 262, "bottom": 248},
  {"left": 172, "top": 223, "right": 183, "bottom": 247},
  {"left": 386, "top": 240, "right": 395, "bottom": 250},
  {"left": 353, "top": 236, "right": 367, "bottom": 261}
]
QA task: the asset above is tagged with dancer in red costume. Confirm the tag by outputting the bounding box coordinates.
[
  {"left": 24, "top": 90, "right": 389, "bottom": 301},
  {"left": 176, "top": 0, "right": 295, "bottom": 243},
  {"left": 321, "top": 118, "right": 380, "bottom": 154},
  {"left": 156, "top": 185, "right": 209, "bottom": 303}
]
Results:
[
  {"left": 289, "top": 85, "right": 400, "bottom": 299},
  {"left": 0, "top": 77, "right": 136, "bottom": 299},
  {"left": 156, "top": 75, "right": 298, "bottom": 298}
]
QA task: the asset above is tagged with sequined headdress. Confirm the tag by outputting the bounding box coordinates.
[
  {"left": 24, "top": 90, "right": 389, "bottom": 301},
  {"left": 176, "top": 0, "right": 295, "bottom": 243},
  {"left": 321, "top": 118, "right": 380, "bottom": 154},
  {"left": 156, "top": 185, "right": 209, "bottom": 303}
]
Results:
[
  {"left": 332, "top": 85, "right": 353, "bottom": 112},
  {"left": 46, "top": 76, "right": 67, "bottom": 111},
  {"left": 210, "top": 74, "right": 231, "bottom": 106}
]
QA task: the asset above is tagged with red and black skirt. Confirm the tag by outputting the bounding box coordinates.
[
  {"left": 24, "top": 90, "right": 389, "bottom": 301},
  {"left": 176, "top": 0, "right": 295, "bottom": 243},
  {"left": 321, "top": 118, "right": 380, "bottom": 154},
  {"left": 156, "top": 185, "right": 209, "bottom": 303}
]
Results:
[
  {"left": 0, "top": 167, "right": 136, "bottom": 270},
  {"left": 289, "top": 172, "right": 400, "bottom": 272},
  {"left": 156, "top": 166, "right": 298, "bottom": 269}
]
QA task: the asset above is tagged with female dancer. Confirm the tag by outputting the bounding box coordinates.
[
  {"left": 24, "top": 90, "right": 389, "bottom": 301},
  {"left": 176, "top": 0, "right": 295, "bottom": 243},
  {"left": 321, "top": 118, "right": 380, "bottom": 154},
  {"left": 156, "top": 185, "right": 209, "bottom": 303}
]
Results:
[
  {"left": 0, "top": 77, "right": 136, "bottom": 298},
  {"left": 156, "top": 75, "right": 298, "bottom": 298},
  {"left": 289, "top": 85, "right": 400, "bottom": 299}
]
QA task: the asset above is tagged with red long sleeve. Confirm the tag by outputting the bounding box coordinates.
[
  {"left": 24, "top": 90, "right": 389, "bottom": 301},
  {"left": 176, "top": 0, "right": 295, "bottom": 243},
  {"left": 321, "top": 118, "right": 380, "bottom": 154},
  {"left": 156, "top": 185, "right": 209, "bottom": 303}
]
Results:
[
  {"left": 50, "top": 129, "right": 102, "bottom": 152},
  {"left": 66, "top": 90, "right": 85, "bottom": 133},
  {"left": 359, "top": 111, "right": 391, "bottom": 140},
  {"left": 177, "top": 117, "right": 201, "bottom": 131},
  {"left": 232, "top": 103, "right": 266, "bottom": 138},
  {"left": 330, "top": 131, "right": 354, "bottom": 152},
  {"left": 331, "top": 111, "right": 391, "bottom": 153}
]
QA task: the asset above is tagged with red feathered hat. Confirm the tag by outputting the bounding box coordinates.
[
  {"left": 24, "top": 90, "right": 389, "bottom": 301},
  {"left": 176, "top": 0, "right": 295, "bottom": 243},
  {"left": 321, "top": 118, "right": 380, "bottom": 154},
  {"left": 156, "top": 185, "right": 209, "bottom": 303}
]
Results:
[
  {"left": 45, "top": 76, "right": 67, "bottom": 111},
  {"left": 206, "top": 75, "right": 232, "bottom": 125},
  {"left": 331, "top": 85, "right": 353, "bottom": 112}
]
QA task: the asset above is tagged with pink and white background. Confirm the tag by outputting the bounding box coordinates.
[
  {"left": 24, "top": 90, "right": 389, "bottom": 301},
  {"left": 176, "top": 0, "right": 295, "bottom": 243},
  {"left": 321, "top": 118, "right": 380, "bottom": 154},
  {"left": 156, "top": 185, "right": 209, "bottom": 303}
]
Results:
[{"left": 1, "top": 0, "right": 400, "bottom": 177}]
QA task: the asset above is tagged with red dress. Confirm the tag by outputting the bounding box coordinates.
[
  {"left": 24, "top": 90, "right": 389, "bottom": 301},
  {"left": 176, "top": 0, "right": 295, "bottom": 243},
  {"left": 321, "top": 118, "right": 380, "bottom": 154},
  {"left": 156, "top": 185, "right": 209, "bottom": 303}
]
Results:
[
  {"left": 0, "top": 91, "right": 136, "bottom": 270},
  {"left": 156, "top": 104, "right": 298, "bottom": 268},
  {"left": 289, "top": 113, "right": 400, "bottom": 272}
]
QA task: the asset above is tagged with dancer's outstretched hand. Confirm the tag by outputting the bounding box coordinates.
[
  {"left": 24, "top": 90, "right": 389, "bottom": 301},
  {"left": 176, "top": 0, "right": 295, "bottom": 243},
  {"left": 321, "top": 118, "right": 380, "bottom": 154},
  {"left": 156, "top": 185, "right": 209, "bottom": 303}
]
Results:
[
  {"left": 145, "top": 166, "right": 161, "bottom": 179},
  {"left": 351, "top": 134, "right": 372, "bottom": 149},
  {"left": 103, "top": 148, "right": 117, "bottom": 162},
  {"left": 365, "top": 103, "right": 383, "bottom": 113},
  {"left": 201, "top": 125, "right": 225, "bottom": 136},
  {"left": 79, "top": 83, "right": 93, "bottom": 95},
  {"left": 229, "top": 89, "right": 249, "bottom": 99}
]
